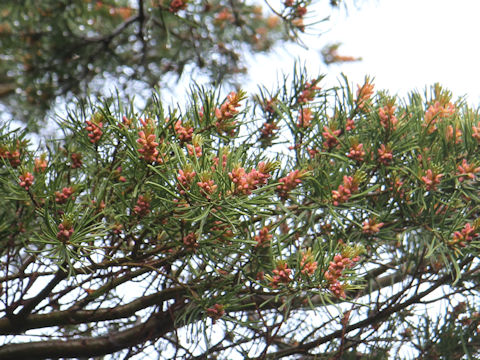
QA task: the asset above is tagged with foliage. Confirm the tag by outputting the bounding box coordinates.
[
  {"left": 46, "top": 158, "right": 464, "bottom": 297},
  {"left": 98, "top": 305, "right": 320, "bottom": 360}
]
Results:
[
  {"left": 0, "top": 0, "right": 319, "bottom": 127},
  {"left": 2, "top": 63, "right": 480, "bottom": 359}
]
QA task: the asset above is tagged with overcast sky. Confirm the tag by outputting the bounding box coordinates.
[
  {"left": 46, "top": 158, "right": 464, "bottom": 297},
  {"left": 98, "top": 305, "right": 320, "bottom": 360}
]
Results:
[{"left": 248, "top": 0, "right": 480, "bottom": 106}]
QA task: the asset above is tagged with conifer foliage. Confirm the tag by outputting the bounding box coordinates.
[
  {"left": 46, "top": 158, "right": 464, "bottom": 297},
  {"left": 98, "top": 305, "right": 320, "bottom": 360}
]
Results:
[{"left": 0, "top": 0, "right": 300, "bottom": 124}]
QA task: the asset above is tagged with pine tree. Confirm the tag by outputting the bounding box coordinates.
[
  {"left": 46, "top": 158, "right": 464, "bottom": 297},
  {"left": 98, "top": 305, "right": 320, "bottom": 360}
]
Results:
[{"left": 1, "top": 1, "right": 480, "bottom": 360}]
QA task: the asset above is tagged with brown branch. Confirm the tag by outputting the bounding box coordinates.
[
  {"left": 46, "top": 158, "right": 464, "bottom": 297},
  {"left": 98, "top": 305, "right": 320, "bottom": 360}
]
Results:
[
  {"left": 13, "top": 267, "right": 66, "bottom": 320},
  {"left": 78, "top": 14, "right": 141, "bottom": 45},
  {"left": 0, "top": 82, "right": 15, "bottom": 98},
  {"left": 0, "top": 306, "right": 178, "bottom": 360},
  {"left": 0, "top": 286, "right": 184, "bottom": 335}
]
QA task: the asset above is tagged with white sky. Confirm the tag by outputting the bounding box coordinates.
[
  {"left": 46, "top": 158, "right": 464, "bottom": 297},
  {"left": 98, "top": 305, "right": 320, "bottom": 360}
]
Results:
[{"left": 248, "top": 0, "right": 480, "bottom": 106}]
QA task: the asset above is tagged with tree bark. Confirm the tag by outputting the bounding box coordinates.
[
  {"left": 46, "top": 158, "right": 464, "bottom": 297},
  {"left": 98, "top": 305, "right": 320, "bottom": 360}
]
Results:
[{"left": 0, "top": 307, "right": 176, "bottom": 360}]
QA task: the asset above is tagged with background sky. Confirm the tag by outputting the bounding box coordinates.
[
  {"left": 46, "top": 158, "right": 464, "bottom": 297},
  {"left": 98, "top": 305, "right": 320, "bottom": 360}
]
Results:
[{"left": 248, "top": 0, "right": 480, "bottom": 106}]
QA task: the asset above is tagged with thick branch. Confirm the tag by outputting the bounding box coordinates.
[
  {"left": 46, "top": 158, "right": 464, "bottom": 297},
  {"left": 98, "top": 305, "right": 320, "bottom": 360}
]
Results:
[
  {"left": 0, "top": 307, "right": 177, "bottom": 360},
  {"left": 0, "top": 286, "right": 184, "bottom": 335},
  {"left": 0, "top": 82, "right": 15, "bottom": 98}
]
